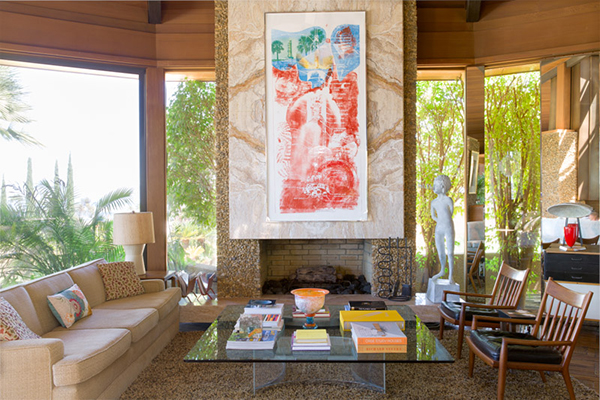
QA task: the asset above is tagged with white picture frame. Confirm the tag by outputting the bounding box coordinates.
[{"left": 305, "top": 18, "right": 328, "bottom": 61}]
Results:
[{"left": 265, "top": 11, "right": 367, "bottom": 222}]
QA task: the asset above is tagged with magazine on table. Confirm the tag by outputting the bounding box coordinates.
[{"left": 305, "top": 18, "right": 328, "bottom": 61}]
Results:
[{"left": 226, "top": 329, "right": 278, "bottom": 350}]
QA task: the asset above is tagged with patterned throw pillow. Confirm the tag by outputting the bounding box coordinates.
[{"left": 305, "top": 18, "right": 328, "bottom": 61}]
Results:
[
  {"left": 0, "top": 297, "right": 40, "bottom": 341},
  {"left": 97, "top": 261, "right": 145, "bottom": 301},
  {"left": 47, "top": 283, "right": 93, "bottom": 328}
]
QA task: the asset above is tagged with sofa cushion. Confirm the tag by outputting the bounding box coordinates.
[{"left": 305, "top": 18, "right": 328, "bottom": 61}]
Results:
[
  {"left": 67, "top": 259, "right": 107, "bottom": 307},
  {"left": 0, "top": 297, "right": 40, "bottom": 340},
  {"left": 97, "top": 262, "right": 145, "bottom": 301},
  {"left": 0, "top": 286, "right": 43, "bottom": 336},
  {"left": 94, "top": 287, "right": 180, "bottom": 321},
  {"left": 47, "top": 284, "right": 93, "bottom": 328},
  {"left": 62, "top": 308, "right": 158, "bottom": 343},
  {"left": 25, "top": 273, "right": 76, "bottom": 334},
  {"left": 44, "top": 328, "right": 131, "bottom": 387}
]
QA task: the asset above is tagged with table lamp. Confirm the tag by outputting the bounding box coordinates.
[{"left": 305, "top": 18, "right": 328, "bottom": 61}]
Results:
[
  {"left": 113, "top": 211, "right": 155, "bottom": 275},
  {"left": 547, "top": 202, "right": 592, "bottom": 250}
]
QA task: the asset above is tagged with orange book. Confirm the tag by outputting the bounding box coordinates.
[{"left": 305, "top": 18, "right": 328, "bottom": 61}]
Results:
[{"left": 352, "top": 336, "right": 407, "bottom": 353}]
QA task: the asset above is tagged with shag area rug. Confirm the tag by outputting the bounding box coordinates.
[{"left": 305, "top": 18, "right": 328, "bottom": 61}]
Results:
[{"left": 121, "top": 330, "right": 599, "bottom": 400}]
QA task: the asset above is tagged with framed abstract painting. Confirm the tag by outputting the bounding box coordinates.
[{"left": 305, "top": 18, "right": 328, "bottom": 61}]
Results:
[{"left": 265, "top": 11, "right": 367, "bottom": 222}]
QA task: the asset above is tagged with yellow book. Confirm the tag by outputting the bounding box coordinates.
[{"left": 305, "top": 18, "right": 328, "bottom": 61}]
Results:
[
  {"left": 295, "top": 329, "right": 328, "bottom": 341},
  {"left": 339, "top": 310, "right": 405, "bottom": 332}
]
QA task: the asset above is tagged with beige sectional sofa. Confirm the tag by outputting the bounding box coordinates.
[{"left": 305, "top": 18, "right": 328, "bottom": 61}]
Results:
[{"left": 0, "top": 259, "right": 181, "bottom": 399}]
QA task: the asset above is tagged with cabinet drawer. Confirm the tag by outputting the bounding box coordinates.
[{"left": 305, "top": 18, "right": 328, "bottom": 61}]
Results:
[
  {"left": 544, "top": 253, "right": 599, "bottom": 274},
  {"left": 544, "top": 270, "right": 599, "bottom": 284}
]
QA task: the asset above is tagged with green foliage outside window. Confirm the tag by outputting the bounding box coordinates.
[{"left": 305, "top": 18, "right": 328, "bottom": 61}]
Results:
[
  {"left": 484, "top": 72, "right": 541, "bottom": 291},
  {"left": 0, "top": 67, "right": 133, "bottom": 288},
  {"left": 166, "top": 80, "right": 216, "bottom": 270},
  {"left": 415, "top": 80, "right": 465, "bottom": 290},
  {"left": 0, "top": 159, "right": 131, "bottom": 287}
]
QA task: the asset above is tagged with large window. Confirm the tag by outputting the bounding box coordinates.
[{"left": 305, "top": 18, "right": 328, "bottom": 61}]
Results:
[
  {"left": 0, "top": 60, "right": 141, "bottom": 287},
  {"left": 415, "top": 77, "right": 465, "bottom": 291},
  {"left": 484, "top": 70, "right": 541, "bottom": 302},
  {"left": 165, "top": 78, "right": 216, "bottom": 280}
]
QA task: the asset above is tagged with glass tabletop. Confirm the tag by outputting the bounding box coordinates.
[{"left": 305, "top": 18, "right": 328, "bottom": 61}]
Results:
[{"left": 184, "top": 305, "right": 453, "bottom": 363}]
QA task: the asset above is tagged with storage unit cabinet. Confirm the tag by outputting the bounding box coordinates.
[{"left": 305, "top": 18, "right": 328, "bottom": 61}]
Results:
[{"left": 544, "top": 244, "right": 599, "bottom": 320}]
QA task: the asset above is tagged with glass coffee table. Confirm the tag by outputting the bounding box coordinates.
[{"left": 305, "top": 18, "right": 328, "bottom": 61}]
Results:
[{"left": 184, "top": 305, "right": 453, "bottom": 394}]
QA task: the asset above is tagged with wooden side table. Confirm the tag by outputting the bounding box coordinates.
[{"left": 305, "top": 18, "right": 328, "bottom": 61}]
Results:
[{"left": 139, "top": 270, "right": 178, "bottom": 289}]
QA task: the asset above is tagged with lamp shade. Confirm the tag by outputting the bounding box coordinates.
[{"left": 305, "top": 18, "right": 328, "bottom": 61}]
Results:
[
  {"left": 113, "top": 212, "right": 155, "bottom": 245},
  {"left": 547, "top": 203, "right": 592, "bottom": 218}
]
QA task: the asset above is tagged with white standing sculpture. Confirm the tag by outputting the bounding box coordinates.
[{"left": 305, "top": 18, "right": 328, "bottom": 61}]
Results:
[{"left": 430, "top": 174, "right": 455, "bottom": 284}]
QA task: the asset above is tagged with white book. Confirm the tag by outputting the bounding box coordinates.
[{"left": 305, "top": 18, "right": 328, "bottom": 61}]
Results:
[
  {"left": 243, "top": 303, "right": 284, "bottom": 315},
  {"left": 291, "top": 333, "right": 331, "bottom": 351}
]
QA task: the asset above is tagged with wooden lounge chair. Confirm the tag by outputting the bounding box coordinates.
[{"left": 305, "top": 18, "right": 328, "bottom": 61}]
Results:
[
  {"left": 467, "top": 278, "right": 593, "bottom": 400},
  {"left": 439, "top": 262, "right": 530, "bottom": 358},
  {"left": 197, "top": 272, "right": 216, "bottom": 299},
  {"left": 467, "top": 241, "right": 484, "bottom": 292}
]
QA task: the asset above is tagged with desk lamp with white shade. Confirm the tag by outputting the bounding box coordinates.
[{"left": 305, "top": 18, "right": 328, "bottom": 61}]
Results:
[{"left": 113, "top": 211, "right": 155, "bottom": 275}]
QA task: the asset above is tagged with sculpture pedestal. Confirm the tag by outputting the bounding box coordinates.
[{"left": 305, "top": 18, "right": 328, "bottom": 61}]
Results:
[{"left": 426, "top": 278, "right": 460, "bottom": 303}]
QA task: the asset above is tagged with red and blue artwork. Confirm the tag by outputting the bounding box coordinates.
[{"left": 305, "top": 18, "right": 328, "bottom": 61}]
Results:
[{"left": 266, "top": 12, "right": 367, "bottom": 221}]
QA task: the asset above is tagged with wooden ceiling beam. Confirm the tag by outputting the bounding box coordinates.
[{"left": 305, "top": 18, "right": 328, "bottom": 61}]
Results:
[
  {"left": 466, "top": 0, "right": 481, "bottom": 22},
  {"left": 148, "top": 1, "right": 161, "bottom": 24}
]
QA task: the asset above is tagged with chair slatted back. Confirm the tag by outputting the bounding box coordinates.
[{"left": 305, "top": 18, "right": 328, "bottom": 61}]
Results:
[
  {"left": 533, "top": 278, "right": 593, "bottom": 357},
  {"left": 489, "top": 262, "right": 530, "bottom": 307},
  {"left": 581, "top": 235, "right": 599, "bottom": 245},
  {"left": 542, "top": 238, "right": 560, "bottom": 250},
  {"left": 468, "top": 247, "right": 484, "bottom": 276}
]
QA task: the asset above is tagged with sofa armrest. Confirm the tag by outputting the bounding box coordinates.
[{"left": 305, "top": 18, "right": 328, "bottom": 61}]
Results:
[
  {"left": 141, "top": 279, "right": 165, "bottom": 293},
  {"left": 0, "top": 338, "right": 64, "bottom": 399}
]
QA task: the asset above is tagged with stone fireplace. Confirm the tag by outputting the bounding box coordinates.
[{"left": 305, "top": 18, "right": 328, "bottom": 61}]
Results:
[{"left": 214, "top": 1, "right": 418, "bottom": 298}]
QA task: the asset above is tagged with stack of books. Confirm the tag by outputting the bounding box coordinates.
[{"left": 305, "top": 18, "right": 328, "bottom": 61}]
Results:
[
  {"left": 350, "top": 321, "right": 407, "bottom": 353},
  {"left": 242, "top": 299, "right": 284, "bottom": 331},
  {"left": 345, "top": 300, "right": 387, "bottom": 311},
  {"left": 339, "top": 309, "right": 405, "bottom": 332},
  {"left": 226, "top": 329, "right": 278, "bottom": 350},
  {"left": 291, "top": 329, "right": 331, "bottom": 351},
  {"left": 292, "top": 306, "right": 331, "bottom": 318},
  {"left": 226, "top": 300, "right": 285, "bottom": 350},
  {"left": 244, "top": 299, "right": 284, "bottom": 315}
]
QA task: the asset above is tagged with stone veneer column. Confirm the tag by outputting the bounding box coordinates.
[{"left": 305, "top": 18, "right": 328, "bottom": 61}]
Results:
[
  {"left": 371, "top": 0, "right": 417, "bottom": 297},
  {"left": 216, "top": 0, "right": 262, "bottom": 298},
  {"left": 541, "top": 129, "right": 579, "bottom": 218}
]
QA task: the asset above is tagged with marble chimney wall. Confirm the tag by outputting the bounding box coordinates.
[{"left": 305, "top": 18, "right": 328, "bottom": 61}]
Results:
[{"left": 216, "top": 0, "right": 418, "bottom": 298}]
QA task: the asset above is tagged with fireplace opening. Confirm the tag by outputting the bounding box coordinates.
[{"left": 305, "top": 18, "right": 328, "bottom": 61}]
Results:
[
  {"left": 261, "top": 239, "right": 374, "bottom": 295},
  {"left": 262, "top": 265, "right": 372, "bottom": 295}
]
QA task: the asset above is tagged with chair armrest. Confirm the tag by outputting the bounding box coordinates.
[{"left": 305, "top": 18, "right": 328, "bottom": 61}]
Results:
[
  {"left": 461, "top": 303, "right": 518, "bottom": 310},
  {"left": 442, "top": 290, "right": 492, "bottom": 301},
  {"left": 0, "top": 338, "right": 64, "bottom": 399},
  {"left": 141, "top": 279, "right": 165, "bottom": 293},
  {"left": 471, "top": 315, "right": 537, "bottom": 329}
]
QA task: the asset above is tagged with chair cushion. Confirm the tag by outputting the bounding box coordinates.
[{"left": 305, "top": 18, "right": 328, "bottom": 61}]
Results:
[
  {"left": 440, "top": 301, "right": 499, "bottom": 321},
  {"left": 470, "top": 330, "right": 563, "bottom": 364}
]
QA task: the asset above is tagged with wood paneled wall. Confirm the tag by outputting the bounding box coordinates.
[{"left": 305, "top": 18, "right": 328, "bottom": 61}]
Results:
[
  {"left": 0, "top": 1, "right": 215, "bottom": 270},
  {"left": 0, "top": 1, "right": 214, "bottom": 68},
  {"left": 418, "top": 0, "right": 600, "bottom": 67}
]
